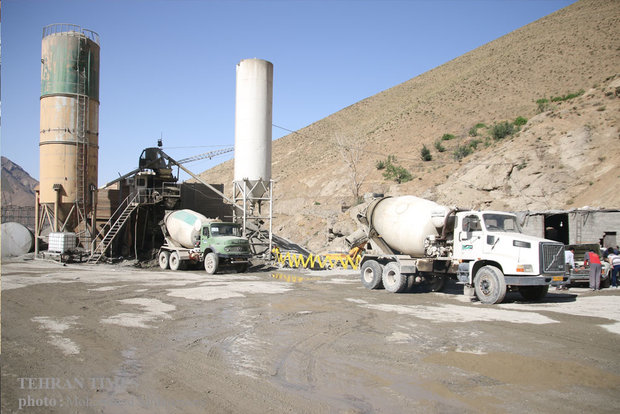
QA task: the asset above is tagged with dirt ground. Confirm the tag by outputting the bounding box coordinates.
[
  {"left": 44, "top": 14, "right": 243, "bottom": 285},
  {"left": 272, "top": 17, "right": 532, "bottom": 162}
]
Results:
[{"left": 2, "top": 256, "right": 620, "bottom": 413}]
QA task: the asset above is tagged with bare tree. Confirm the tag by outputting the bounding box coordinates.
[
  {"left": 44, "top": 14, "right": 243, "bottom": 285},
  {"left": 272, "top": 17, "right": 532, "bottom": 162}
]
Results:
[{"left": 334, "top": 133, "right": 368, "bottom": 204}]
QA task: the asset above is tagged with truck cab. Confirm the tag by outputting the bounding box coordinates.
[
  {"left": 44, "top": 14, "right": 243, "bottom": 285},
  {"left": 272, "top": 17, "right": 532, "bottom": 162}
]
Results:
[
  {"left": 199, "top": 221, "right": 252, "bottom": 274},
  {"left": 453, "top": 211, "right": 566, "bottom": 302}
]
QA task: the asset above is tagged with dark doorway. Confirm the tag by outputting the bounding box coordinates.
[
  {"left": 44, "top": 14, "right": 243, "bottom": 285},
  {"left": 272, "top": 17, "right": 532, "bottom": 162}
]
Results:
[
  {"left": 601, "top": 232, "right": 617, "bottom": 249},
  {"left": 544, "top": 213, "right": 569, "bottom": 244}
]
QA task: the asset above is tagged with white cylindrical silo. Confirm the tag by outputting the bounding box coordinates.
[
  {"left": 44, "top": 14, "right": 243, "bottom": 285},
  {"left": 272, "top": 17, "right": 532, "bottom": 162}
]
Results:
[{"left": 234, "top": 58, "right": 273, "bottom": 198}]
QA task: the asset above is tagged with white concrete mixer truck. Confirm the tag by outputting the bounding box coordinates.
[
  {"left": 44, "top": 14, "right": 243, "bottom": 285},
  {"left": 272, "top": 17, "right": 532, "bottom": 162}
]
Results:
[
  {"left": 158, "top": 209, "right": 252, "bottom": 274},
  {"left": 347, "top": 196, "right": 566, "bottom": 304}
]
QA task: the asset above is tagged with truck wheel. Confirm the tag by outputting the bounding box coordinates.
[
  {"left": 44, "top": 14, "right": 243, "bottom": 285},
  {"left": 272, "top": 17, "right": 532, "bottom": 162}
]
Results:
[
  {"left": 473, "top": 266, "right": 507, "bottom": 304},
  {"left": 382, "top": 262, "right": 408, "bottom": 293},
  {"left": 159, "top": 251, "right": 170, "bottom": 270},
  {"left": 427, "top": 274, "right": 446, "bottom": 292},
  {"left": 169, "top": 252, "right": 184, "bottom": 271},
  {"left": 204, "top": 252, "right": 219, "bottom": 275},
  {"left": 361, "top": 260, "right": 384, "bottom": 289},
  {"left": 518, "top": 285, "right": 549, "bottom": 301}
]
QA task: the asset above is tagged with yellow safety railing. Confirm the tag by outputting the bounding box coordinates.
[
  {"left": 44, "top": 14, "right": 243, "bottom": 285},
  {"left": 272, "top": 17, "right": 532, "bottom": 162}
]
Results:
[{"left": 272, "top": 248, "right": 362, "bottom": 270}]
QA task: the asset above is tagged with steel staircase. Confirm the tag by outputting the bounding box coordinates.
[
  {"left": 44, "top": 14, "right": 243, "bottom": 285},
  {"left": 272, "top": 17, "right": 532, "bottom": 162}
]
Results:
[{"left": 88, "top": 193, "right": 140, "bottom": 263}]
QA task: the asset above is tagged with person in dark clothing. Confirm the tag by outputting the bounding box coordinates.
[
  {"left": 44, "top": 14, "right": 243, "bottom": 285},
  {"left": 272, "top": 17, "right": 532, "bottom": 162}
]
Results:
[{"left": 608, "top": 247, "right": 620, "bottom": 289}]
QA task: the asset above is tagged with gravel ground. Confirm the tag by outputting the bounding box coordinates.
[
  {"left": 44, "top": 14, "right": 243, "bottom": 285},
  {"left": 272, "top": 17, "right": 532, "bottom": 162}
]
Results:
[{"left": 2, "top": 256, "right": 620, "bottom": 413}]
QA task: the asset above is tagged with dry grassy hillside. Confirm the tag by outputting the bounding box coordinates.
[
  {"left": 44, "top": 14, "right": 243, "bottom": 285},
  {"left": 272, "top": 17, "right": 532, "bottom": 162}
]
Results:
[{"left": 201, "top": 0, "right": 620, "bottom": 252}]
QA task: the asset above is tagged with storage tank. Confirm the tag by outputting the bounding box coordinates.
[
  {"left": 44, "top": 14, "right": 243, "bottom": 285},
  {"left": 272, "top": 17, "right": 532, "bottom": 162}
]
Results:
[
  {"left": 164, "top": 209, "right": 210, "bottom": 249},
  {"left": 368, "top": 196, "right": 450, "bottom": 256},
  {"left": 39, "top": 24, "right": 100, "bottom": 228},
  {"left": 1, "top": 222, "right": 35, "bottom": 258},
  {"left": 234, "top": 58, "right": 273, "bottom": 198}
]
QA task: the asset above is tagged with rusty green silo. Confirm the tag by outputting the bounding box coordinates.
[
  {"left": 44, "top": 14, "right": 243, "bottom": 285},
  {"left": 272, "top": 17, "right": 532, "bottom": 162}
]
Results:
[{"left": 38, "top": 24, "right": 100, "bottom": 245}]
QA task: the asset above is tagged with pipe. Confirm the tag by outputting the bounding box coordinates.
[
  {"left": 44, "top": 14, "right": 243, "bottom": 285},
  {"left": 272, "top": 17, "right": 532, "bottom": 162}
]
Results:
[
  {"left": 54, "top": 187, "right": 60, "bottom": 232},
  {"left": 34, "top": 190, "right": 40, "bottom": 255}
]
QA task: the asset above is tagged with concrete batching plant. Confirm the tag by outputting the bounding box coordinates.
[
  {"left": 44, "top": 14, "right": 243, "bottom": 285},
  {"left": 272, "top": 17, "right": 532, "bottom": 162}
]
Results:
[
  {"left": 36, "top": 24, "right": 100, "bottom": 252},
  {"left": 232, "top": 58, "right": 274, "bottom": 255}
]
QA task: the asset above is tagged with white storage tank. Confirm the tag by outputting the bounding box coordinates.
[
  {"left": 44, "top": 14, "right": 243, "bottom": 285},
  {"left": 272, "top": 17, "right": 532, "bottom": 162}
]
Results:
[
  {"left": 1, "top": 222, "right": 35, "bottom": 257},
  {"left": 164, "top": 209, "right": 210, "bottom": 249},
  {"left": 370, "top": 196, "right": 450, "bottom": 256},
  {"left": 234, "top": 58, "right": 273, "bottom": 198}
]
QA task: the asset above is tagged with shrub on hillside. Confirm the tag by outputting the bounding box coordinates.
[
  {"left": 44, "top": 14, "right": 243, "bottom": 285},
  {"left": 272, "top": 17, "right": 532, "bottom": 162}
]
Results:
[
  {"left": 468, "top": 139, "right": 482, "bottom": 150},
  {"left": 434, "top": 140, "right": 445, "bottom": 152},
  {"left": 514, "top": 116, "right": 527, "bottom": 127},
  {"left": 468, "top": 123, "right": 486, "bottom": 137},
  {"left": 441, "top": 133, "right": 455, "bottom": 141},
  {"left": 536, "top": 98, "right": 550, "bottom": 113},
  {"left": 454, "top": 145, "right": 472, "bottom": 161},
  {"left": 383, "top": 164, "right": 412, "bottom": 183},
  {"left": 378, "top": 155, "right": 412, "bottom": 183},
  {"left": 376, "top": 155, "right": 396, "bottom": 170},
  {"left": 491, "top": 121, "right": 516, "bottom": 140},
  {"left": 420, "top": 145, "right": 432, "bottom": 161},
  {"left": 550, "top": 89, "right": 584, "bottom": 102}
]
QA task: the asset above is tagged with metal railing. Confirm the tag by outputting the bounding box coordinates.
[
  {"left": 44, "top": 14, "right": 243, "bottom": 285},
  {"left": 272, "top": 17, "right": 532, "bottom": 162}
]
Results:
[
  {"left": 133, "top": 183, "right": 181, "bottom": 205},
  {"left": 42, "top": 23, "right": 100, "bottom": 44},
  {"left": 89, "top": 192, "right": 139, "bottom": 252}
]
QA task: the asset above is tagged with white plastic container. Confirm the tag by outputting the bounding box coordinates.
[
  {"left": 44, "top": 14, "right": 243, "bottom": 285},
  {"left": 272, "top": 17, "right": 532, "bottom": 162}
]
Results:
[{"left": 48, "top": 232, "right": 77, "bottom": 253}]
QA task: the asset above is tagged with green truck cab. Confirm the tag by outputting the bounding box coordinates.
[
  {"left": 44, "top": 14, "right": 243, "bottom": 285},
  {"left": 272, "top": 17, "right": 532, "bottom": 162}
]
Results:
[{"left": 199, "top": 222, "right": 252, "bottom": 274}]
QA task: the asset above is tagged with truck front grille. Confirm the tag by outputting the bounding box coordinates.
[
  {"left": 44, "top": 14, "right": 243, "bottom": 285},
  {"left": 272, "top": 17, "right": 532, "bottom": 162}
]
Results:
[{"left": 540, "top": 243, "right": 565, "bottom": 274}]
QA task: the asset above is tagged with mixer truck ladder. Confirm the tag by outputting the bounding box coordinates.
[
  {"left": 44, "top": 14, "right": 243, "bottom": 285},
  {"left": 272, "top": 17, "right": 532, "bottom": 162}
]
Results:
[{"left": 88, "top": 193, "right": 140, "bottom": 263}]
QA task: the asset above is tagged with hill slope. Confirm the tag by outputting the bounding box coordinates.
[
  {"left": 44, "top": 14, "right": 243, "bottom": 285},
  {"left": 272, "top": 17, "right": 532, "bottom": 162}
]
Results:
[
  {"left": 201, "top": 0, "right": 620, "bottom": 252},
  {"left": 1, "top": 156, "right": 38, "bottom": 207}
]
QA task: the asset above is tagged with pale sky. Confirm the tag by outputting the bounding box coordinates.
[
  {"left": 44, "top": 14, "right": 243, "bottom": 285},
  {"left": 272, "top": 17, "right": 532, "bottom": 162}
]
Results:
[{"left": 1, "top": 0, "right": 575, "bottom": 185}]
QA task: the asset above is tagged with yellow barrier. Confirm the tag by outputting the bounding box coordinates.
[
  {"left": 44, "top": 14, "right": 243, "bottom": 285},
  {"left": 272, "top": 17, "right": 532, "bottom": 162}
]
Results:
[
  {"left": 272, "top": 250, "right": 361, "bottom": 270},
  {"left": 270, "top": 273, "right": 322, "bottom": 283}
]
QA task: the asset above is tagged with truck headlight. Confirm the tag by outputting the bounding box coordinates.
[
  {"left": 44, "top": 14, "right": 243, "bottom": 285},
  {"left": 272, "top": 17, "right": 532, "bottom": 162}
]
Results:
[
  {"left": 516, "top": 264, "right": 533, "bottom": 273},
  {"left": 513, "top": 240, "right": 531, "bottom": 248}
]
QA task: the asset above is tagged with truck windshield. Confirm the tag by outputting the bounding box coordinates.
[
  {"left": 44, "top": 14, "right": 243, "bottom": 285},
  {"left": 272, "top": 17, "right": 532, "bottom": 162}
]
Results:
[
  {"left": 210, "top": 224, "right": 242, "bottom": 237},
  {"left": 482, "top": 214, "right": 520, "bottom": 233}
]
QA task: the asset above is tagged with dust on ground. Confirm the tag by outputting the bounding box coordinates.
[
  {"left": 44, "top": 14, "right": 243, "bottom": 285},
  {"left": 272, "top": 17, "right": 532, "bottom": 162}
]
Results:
[{"left": 2, "top": 256, "right": 620, "bottom": 413}]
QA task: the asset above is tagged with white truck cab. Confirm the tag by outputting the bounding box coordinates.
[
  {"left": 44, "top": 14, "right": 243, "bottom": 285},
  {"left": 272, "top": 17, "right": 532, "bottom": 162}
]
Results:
[{"left": 453, "top": 211, "right": 566, "bottom": 302}]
